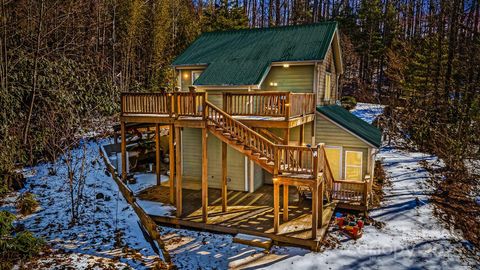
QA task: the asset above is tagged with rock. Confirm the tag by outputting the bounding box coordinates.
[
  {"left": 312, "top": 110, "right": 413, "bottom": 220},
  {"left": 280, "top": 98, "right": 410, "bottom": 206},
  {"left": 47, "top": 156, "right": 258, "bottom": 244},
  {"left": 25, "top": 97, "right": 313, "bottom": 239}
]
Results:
[
  {"left": 104, "top": 195, "right": 111, "bottom": 201},
  {"left": 96, "top": 193, "right": 105, "bottom": 200},
  {"left": 475, "top": 196, "right": 480, "bottom": 206}
]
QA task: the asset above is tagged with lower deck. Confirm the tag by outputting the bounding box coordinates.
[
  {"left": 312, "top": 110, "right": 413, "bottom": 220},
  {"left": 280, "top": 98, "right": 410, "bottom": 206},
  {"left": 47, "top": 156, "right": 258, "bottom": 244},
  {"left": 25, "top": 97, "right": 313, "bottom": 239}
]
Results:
[{"left": 138, "top": 183, "right": 335, "bottom": 250}]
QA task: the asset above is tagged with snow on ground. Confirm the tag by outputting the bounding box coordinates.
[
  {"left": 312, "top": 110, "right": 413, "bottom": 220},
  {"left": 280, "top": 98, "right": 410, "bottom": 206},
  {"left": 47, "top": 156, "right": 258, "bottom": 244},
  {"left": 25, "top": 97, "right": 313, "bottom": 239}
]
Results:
[
  {"left": 3, "top": 103, "right": 478, "bottom": 269},
  {"left": 0, "top": 139, "right": 161, "bottom": 269},
  {"left": 129, "top": 173, "right": 168, "bottom": 195},
  {"left": 152, "top": 103, "right": 479, "bottom": 269}
]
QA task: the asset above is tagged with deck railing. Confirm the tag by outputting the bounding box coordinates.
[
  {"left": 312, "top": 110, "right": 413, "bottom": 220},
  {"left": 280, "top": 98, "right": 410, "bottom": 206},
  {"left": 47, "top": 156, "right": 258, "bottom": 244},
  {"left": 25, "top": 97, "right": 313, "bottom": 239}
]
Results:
[
  {"left": 277, "top": 145, "right": 316, "bottom": 175},
  {"left": 289, "top": 93, "right": 316, "bottom": 119},
  {"left": 122, "top": 91, "right": 316, "bottom": 120},
  {"left": 223, "top": 92, "right": 316, "bottom": 120},
  {"left": 175, "top": 92, "right": 206, "bottom": 117},
  {"left": 205, "top": 101, "right": 277, "bottom": 161},
  {"left": 121, "top": 92, "right": 173, "bottom": 116},
  {"left": 121, "top": 92, "right": 206, "bottom": 117}
]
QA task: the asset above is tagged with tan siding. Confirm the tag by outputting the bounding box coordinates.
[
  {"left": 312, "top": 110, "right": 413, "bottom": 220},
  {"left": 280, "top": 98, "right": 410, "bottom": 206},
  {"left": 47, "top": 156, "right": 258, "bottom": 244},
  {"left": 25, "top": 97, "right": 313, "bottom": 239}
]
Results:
[
  {"left": 260, "top": 65, "right": 314, "bottom": 92},
  {"left": 179, "top": 69, "right": 204, "bottom": 91},
  {"left": 315, "top": 114, "right": 371, "bottom": 179},
  {"left": 182, "top": 128, "right": 247, "bottom": 191},
  {"left": 316, "top": 47, "right": 338, "bottom": 104},
  {"left": 182, "top": 128, "right": 202, "bottom": 180}
]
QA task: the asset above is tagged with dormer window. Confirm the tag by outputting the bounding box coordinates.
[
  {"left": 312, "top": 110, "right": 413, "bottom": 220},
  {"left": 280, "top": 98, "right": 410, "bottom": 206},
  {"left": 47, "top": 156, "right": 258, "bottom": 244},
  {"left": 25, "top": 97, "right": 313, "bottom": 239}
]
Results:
[{"left": 324, "top": 72, "right": 332, "bottom": 100}]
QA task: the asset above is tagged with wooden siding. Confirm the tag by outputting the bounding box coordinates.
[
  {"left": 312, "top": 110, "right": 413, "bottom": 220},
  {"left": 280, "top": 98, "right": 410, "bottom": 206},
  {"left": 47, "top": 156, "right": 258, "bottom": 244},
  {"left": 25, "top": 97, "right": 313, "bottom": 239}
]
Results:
[
  {"left": 182, "top": 127, "right": 247, "bottom": 191},
  {"left": 260, "top": 65, "right": 314, "bottom": 92},
  {"left": 316, "top": 46, "right": 338, "bottom": 104},
  {"left": 179, "top": 69, "right": 204, "bottom": 91},
  {"left": 315, "top": 114, "right": 370, "bottom": 179}
]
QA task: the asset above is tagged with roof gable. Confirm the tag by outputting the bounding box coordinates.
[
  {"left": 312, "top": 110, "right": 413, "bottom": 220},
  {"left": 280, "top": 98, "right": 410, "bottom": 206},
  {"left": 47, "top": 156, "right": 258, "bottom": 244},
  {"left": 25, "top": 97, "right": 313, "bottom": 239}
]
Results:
[
  {"left": 316, "top": 105, "right": 382, "bottom": 148},
  {"left": 173, "top": 22, "right": 338, "bottom": 86}
]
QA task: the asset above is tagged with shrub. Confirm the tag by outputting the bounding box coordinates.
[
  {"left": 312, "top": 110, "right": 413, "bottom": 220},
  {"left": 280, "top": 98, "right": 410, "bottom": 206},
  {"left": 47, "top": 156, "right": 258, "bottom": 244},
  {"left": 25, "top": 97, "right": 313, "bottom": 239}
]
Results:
[
  {"left": 0, "top": 211, "right": 45, "bottom": 268},
  {"left": 341, "top": 96, "right": 357, "bottom": 110},
  {"left": 0, "top": 182, "right": 9, "bottom": 198},
  {"left": 16, "top": 193, "right": 39, "bottom": 216}
]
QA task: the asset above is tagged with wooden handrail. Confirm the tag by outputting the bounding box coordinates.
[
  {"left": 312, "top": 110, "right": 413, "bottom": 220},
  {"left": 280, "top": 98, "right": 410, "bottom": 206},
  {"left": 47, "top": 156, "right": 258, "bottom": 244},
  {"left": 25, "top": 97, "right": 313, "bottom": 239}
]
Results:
[
  {"left": 276, "top": 145, "right": 318, "bottom": 176},
  {"left": 289, "top": 93, "right": 316, "bottom": 118},
  {"left": 121, "top": 92, "right": 173, "bottom": 115},
  {"left": 121, "top": 92, "right": 205, "bottom": 117},
  {"left": 320, "top": 145, "right": 335, "bottom": 194},
  {"left": 205, "top": 101, "right": 277, "bottom": 162},
  {"left": 175, "top": 92, "right": 206, "bottom": 117},
  {"left": 223, "top": 91, "right": 315, "bottom": 120}
]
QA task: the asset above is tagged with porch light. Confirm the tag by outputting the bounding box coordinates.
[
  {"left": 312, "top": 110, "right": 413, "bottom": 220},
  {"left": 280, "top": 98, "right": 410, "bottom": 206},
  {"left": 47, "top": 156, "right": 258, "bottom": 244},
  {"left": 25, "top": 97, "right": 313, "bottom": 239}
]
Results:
[
  {"left": 183, "top": 72, "right": 189, "bottom": 79},
  {"left": 283, "top": 64, "right": 290, "bottom": 68},
  {"left": 270, "top": 82, "right": 278, "bottom": 86}
]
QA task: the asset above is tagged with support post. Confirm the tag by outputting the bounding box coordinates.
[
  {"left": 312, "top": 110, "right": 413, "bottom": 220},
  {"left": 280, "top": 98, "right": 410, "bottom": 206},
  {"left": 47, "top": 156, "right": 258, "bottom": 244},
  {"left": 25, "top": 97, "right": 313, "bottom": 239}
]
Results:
[
  {"left": 175, "top": 127, "right": 182, "bottom": 217},
  {"left": 121, "top": 121, "right": 127, "bottom": 182},
  {"left": 283, "top": 184, "right": 289, "bottom": 222},
  {"left": 201, "top": 128, "right": 208, "bottom": 223},
  {"left": 319, "top": 180, "right": 324, "bottom": 228},
  {"left": 311, "top": 184, "right": 318, "bottom": 239},
  {"left": 299, "top": 124, "right": 305, "bottom": 145},
  {"left": 169, "top": 125, "right": 175, "bottom": 204},
  {"left": 284, "top": 128, "right": 290, "bottom": 145},
  {"left": 273, "top": 180, "right": 280, "bottom": 233},
  {"left": 221, "top": 141, "right": 227, "bottom": 212},
  {"left": 155, "top": 124, "right": 161, "bottom": 186}
]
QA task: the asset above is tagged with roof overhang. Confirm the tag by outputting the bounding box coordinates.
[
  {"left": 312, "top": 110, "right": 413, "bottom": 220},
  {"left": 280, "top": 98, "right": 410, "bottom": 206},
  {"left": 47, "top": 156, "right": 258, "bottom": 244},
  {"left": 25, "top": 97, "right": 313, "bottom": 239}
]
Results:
[{"left": 316, "top": 111, "right": 378, "bottom": 149}]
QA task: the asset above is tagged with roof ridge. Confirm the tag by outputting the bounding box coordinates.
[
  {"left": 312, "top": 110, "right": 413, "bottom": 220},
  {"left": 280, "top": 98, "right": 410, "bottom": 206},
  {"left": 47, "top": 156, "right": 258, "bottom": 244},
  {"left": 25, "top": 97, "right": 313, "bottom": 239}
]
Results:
[{"left": 202, "top": 21, "right": 338, "bottom": 36}]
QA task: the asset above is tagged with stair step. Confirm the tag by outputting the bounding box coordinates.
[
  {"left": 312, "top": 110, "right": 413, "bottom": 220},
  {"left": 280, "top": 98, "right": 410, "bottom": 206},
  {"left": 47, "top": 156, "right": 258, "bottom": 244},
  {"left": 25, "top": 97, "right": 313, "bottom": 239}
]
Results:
[
  {"left": 215, "top": 127, "right": 224, "bottom": 131},
  {"left": 258, "top": 157, "right": 268, "bottom": 161},
  {"left": 233, "top": 234, "right": 272, "bottom": 250}
]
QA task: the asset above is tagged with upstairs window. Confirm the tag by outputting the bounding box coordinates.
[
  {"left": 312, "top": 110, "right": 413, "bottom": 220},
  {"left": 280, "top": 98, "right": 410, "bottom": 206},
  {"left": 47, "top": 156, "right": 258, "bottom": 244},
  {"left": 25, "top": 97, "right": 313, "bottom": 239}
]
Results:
[{"left": 324, "top": 73, "right": 332, "bottom": 100}]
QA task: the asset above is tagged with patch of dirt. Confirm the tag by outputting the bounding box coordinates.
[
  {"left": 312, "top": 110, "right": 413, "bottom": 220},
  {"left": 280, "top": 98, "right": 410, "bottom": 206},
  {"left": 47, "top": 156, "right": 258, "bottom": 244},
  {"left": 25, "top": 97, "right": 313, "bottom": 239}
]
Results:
[
  {"left": 370, "top": 160, "right": 391, "bottom": 208},
  {"left": 423, "top": 162, "right": 480, "bottom": 253}
]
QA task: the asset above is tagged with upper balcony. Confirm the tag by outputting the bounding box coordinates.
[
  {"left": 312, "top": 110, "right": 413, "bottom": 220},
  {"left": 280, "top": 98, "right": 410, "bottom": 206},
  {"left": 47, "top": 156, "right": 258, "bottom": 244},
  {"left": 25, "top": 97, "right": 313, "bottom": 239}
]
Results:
[{"left": 120, "top": 91, "right": 316, "bottom": 128}]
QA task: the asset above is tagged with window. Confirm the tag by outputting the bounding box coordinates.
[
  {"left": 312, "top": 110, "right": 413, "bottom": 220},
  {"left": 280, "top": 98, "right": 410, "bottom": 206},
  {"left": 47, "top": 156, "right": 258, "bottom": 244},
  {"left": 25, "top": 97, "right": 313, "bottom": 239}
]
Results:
[
  {"left": 345, "top": 151, "right": 363, "bottom": 181},
  {"left": 324, "top": 73, "right": 331, "bottom": 100},
  {"left": 324, "top": 146, "right": 342, "bottom": 180},
  {"left": 192, "top": 71, "right": 202, "bottom": 84}
]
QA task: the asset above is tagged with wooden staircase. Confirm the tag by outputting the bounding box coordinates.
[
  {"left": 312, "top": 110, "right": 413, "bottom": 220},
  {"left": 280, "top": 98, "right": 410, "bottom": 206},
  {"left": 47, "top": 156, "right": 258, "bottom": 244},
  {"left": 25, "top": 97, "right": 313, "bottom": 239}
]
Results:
[{"left": 205, "top": 101, "right": 277, "bottom": 174}]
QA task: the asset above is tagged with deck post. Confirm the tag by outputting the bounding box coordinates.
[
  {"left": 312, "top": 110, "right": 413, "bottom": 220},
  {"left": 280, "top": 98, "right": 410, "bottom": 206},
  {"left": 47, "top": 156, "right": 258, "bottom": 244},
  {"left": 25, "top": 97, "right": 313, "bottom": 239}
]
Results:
[
  {"left": 221, "top": 141, "right": 228, "bottom": 212},
  {"left": 201, "top": 128, "right": 208, "bottom": 223},
  {"left": 319, "top": 179, "right": 324, "bottom": 228},
  {"left": 283, "top": 184, "right": 289, "bottom": 222},
  {"left": 273, "top": 180, "right": 280, "bottom": 233},
  {"left": 169, "top": 124, "right": 175, "bottom": 204},
  {"left": 311, "top": 183, "right": 318, "bottom": 239},
  {"left": 299, "top": 124, "right": 305, "bottom": 145},
  {"left": 284, "top": 128, "right": 290, "bottom": 145},
  {"left": 120, "top": 121, "right": 127, "bottom": 182},
  {"left": 175, "top": 127, "right": 182, "bottom": 217},
  {"left": 155, "top": 123, "right": 161, "bottom": 186}
]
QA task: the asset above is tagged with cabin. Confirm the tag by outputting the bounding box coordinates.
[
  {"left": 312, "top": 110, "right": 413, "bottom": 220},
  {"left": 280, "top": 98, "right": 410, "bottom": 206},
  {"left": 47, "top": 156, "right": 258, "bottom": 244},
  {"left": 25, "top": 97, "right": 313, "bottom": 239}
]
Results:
[{"left": 108, "top": 22, "right": 382, "bottom": 250}]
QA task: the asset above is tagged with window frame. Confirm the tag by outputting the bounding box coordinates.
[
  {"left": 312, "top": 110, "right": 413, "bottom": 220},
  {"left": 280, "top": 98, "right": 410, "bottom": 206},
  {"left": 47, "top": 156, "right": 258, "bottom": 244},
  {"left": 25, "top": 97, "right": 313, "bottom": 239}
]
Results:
[
  {"left": 324, "top": 145, "right": 343, "bottom": 180},
  {"left": 344, "top": 150, "right": 363, "bottom": 181},
  {"left": 324, "top": 72, "right": 332, "bottom": 100},
  {"left": 191, "top": 70, "right": 202, "bottom": 84}
]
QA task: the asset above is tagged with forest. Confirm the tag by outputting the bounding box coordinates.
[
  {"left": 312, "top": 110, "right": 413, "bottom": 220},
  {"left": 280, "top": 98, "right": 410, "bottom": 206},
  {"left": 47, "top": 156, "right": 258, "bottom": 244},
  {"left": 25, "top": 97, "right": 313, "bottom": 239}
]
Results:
[{"left": 0, "top": 0, "right": 479, "bottom": 250}]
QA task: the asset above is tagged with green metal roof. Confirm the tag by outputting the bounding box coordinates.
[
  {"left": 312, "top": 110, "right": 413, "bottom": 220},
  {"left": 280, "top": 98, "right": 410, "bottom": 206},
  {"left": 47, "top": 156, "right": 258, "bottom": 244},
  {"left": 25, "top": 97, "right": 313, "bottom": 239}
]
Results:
[
  {"left": 173, "top": 22, "right": 338, "bottom": 86},
  {"left": 317, "top": 105, "right": 382, "bottom": 148}
]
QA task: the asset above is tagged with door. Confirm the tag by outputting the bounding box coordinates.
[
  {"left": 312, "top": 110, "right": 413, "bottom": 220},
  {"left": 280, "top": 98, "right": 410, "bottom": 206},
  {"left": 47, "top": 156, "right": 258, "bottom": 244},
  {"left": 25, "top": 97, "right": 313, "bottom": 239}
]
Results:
[{"left": 324, "top": 146, "right": 342, "bottom": 180}]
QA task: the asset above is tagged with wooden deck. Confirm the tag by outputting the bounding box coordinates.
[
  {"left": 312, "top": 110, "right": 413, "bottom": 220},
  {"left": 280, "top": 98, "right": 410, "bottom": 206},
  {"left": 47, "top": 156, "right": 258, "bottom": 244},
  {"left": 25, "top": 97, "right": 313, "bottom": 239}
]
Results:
[{"left": 138, "top": 184, "right": 335, "bottom": 250}]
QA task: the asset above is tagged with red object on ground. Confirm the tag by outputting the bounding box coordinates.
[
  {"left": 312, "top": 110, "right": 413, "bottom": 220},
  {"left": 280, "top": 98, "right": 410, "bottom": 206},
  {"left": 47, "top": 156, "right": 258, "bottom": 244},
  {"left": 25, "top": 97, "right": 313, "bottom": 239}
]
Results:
[{"left": 357, "top": 220, "right": 364, "bottom": 228}]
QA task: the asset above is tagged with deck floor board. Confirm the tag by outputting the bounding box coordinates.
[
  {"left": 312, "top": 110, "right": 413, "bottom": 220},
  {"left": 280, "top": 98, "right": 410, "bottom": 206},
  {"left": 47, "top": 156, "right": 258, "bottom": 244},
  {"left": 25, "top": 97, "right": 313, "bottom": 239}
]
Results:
[{"left": 138, "top": 184, "right": 335, "bottom": 249}]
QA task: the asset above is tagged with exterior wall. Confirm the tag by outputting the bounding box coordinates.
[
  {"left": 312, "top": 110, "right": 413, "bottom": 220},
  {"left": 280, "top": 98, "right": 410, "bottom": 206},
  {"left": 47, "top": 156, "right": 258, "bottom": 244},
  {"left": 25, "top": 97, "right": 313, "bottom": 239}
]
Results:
[
  {"left": 315, "top": 113, "right": 373, "bottom": 180},
  {"left": 181, "top": 127, "right": 247, "bottom": 191},
  {"left": 179, "top": 69, "right": 205, "bottom": 91},
  {"left": 316, "top": 46, "right": 338, "bottom": 104},
  {"left": 260, "top": 65, "right": 314, "bottom": 92}
]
